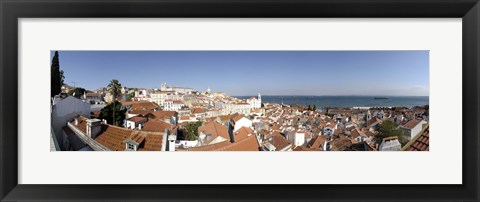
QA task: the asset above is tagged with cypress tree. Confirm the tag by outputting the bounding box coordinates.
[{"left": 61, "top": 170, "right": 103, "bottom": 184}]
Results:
[{"left": 51, "top": 51, "right": 63, "bottom": 98}]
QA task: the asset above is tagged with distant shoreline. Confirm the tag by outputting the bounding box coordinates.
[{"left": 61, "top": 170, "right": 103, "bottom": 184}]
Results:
[
  {"left": 234, "top": 95, "right": 429, "bottom": 108},
  {"left": 232, "top": 95, "right": 429, "bottom": 97}
]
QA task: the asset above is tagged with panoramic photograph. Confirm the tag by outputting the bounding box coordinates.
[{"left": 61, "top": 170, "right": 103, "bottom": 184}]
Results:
[{"left": 50, "top": 51, "right": 429, "bottom": 152}]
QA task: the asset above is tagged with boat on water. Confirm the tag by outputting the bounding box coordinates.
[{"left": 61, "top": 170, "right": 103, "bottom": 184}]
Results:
[{"left": 374, "top": 97, "right": 389, "bottom": 99}]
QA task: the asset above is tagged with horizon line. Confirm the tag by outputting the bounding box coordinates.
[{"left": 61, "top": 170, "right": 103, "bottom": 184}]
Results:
[{"left": 231, "top": 95, "right": 429, "bottom": 97}]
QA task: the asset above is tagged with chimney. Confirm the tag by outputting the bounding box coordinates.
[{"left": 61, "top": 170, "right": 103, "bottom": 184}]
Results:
[
  {"left": 74, "top": 118, "right": 79, "bottom": 125},
  {"left": 138, "top": 124, "right": 142, "bottom": 130},
  {"left": 166, "top": 129, "right": 176, "bottom": 151},
  {"left": 86, "top": 119, "right": 102, "bottom": 139}
]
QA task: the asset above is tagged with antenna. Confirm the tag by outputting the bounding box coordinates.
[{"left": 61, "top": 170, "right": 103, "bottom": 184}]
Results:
[{"left": 72, "top": 81, "right": 78, "bottom": 89}]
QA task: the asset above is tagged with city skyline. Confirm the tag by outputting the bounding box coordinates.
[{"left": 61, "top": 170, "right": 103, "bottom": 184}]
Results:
[{"left": 51, "top": 50, "right": 429, "bottom": 96}]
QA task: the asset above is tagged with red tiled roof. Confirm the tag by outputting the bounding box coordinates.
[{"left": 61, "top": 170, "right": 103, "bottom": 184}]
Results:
[
  {"left": 383, "top": 136, "right": 398, "bottom": 141},
  {"left": 293, "top": 146, "right": 315, "bottom": 151},
  {"left": 137, "top": 133, "right": 164, "bottom": 151},
  {"left": 122, "top": 101, "right": 159, "bottom": 111},
  {"left": 90, "top": 111, "right": 101, "bottom": 118},
  {"left": 350, "top": 128, "right": 365, "bottom": 139},
  {"left": 127, "top": 116, "right": 147, "bottom": 123},
  {"left": 367, "top": 117, "right": 381, "bottom": 127},
  {"left": 187, "top": 135, "right": 259, "bottom": 151},
  {"left": 402, "top": 119, "right": 422, "bottom": 130},
  {"left": 70, "top": 116, "right": 164, "bottom": 151},
  {"left": 234, "top": 127, "right": 254, "bottom": 141},
  {"left": 331, "top": 137, "right": 354, "bottom": 151},
  {"left": 129, "top": 109, "right": 151, "bottom": 116},
  {"left": 94, "top": 125, "right": 133, "bottom": 151},
  {"left": 270, "top": 135, "right": 291, "bottom": 151},
  {"left": 149, "top": 110, "right": 177, "bottom": 120},
  {"left": 198, "top": 122, "right": 229, "bottom": 142},
  {"left": 191, "top": 108, "right": 205, "bottom": 114},
  {"left": 307, "top": 135, "right": 326, "bottom": 150},
  {"left": 69, "top": 116, "right": 88, "bottom": 134},
  {"left": 404, "top": 126, "right": 429, "bottom": 151},
  {"left": 142, "top": 119, "right": 176, "bottom": 133}
]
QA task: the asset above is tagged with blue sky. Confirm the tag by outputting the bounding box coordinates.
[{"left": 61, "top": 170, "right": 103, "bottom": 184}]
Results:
[{"left": 51, "top": 51, "right": 429, "bottom": 96}]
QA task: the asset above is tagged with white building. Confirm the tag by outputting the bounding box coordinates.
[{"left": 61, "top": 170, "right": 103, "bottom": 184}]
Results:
[
  {"left": 286, "top": 130, "right": 305, "bottom": 147},
  {"left": 51, "top": 95, "right": 91, "bottom": 150},
  {"left": 163, "top": 100, "right": 185, "bottom": 111},
  {"left": 247, "top": 93, "right": 262, "bottom": 109},
  {"left": 161, "top": 82, "right": 193, "bottom": 94},
  {"left": 150, "top": 91, "right": 179, "bottom": 107},
  {"left": 379, "top": 136, "right": 402, "bottom": 151},
  {"left": 401, "top": 119, "right": 427, "bottom": 140},
  {"left": 231, "top": 115, "right": 253, "bottom": 132},
  {"left": 225, "top": 102, "right": 251, "bottom": 115}
]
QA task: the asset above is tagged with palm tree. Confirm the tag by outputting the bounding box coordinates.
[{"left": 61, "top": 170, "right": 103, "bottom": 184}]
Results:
[{"left": 107, "top": 79, "right": 122, "bottom": 125}]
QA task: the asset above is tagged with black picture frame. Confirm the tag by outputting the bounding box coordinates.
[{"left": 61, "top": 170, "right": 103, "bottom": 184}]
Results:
[{"left": 1, "top": 0, "right": 479, "bottom": 201}]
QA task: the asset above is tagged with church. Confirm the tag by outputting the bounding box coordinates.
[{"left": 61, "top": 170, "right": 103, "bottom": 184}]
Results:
[{"left": 247, "top": 93, "right": 262, "bottom": 109}]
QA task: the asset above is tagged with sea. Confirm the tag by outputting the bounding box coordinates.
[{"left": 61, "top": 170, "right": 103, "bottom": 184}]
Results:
[{"left": 234, "top": 96, "right": 429, "bottom": 109}]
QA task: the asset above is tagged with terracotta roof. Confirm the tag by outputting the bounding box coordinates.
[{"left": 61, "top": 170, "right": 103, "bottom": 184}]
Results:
[
  {"left": 307, "top": 135, "right": 327, "bottom": 150},
  {"left": 404, "top": 126, "right": 429, "bottom": 151},
  {"left": 383, "top": 136, "right": 399, "bottom": 141},
  {"left": 219, "top": 115, "right": 232, "bottom": 122},
  {"left": 205, "top": 116, "right": 217, "bottom": 123},
  {"left": 149, "top": 110, "right": 177, "bottom": 120},
  {"left": 270, "top": 135, "right": 291, "bottom": 151},
  {"left": 402, "top": 119, "right": 422, "bottom": 130},
  {"left": 350, "top": 128, "right": 365, "bottom": 139},
  {"left": 69, "top": 116, "right": 164, "bottom": 151},
  {"left": 142, "top": 120, "right": 176, "bottom": 133},
  {"left": 93, "top": 124, "right": 164, "bottom": 151},
  {"left": 191, "top": 108, "right": 205, "bottom": 114},
  {"left": 234, "top": 127, "right": 254, "bottom": 141},
  {"left": 271, "top": 124, "right": 281, "bottom": 131},
  {"left": 367, "top": 117, "right": 381, "bottom": 127},
  {"left": 94, "top": 125, "right": 133, "bottom": 151},
  {"left": 331, "top": 137, "right": 354, "bottom": 151},
  {"left": 137, "top": 133, "right": 164, "bottom": 151},
  {"left": 127, "top": 116, "right": 147, "bottom": 123},
  {"left": 128, "top": 132, "right": 146, "bottom": 144},
  {"left": 179, "top": 115, "right": 190, "bottom": 120},
  {"left": 69, "top": 116, "right": 88, "bottom": 134},
  {"left": 122, "top": 101, "right": 159, "bottom": 111},
  {"left": 129, "top": 109, "right": 151, "bottom": 116},
  {"left": 198, "top": 122, "right": 230, "bottom": 142},
  {"left": 187, "top": 135, "right": 259, "bottom": 151},
  {"left": 293, "top": 146, "right": 315, "bottom": 151},
  {"left": 90, "top": 111, "right": 101, "bottom": 118}
]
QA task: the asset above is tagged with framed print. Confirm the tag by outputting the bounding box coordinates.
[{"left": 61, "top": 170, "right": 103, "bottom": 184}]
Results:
[{"left": 1, "top": 0, "right": 479, "bottom": 201}]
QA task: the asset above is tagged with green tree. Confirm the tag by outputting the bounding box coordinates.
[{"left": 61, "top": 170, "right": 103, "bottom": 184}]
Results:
[
  {"left": 99, "top": 101, "right": 126, "bottom": 126},
  {"left": 107, "top": 79, "right": 122, "bottom": 125},
  {"left": 261, "top": 103, "right": 265, "bottom": 108},
  {"left": 307, "top": 105, "right": 311, "bottom": 110},
  {"left": 125, "top": 92, "right": 135, "bottom": 101},
  {"left": 184, "top": 121, "right": 202, "bottom": 141},
  {"left": 50, "top": 51, "right": 65, "bottom": 98},
  {"left": 374, "top": 120, "right": 406, "bottom": 145},
  {"left": 312, "top": 105, "right": 317, "bottom": 111},
  {"left": 68, "top": 87, "right": 86, "bottom": 98}
]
